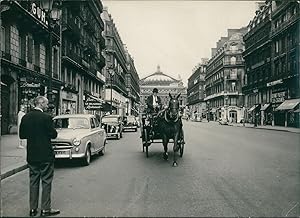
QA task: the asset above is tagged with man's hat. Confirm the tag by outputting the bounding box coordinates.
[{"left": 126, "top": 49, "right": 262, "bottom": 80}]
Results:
[{"left": 153, "top": 88, "right": 158, "bottom": 93}]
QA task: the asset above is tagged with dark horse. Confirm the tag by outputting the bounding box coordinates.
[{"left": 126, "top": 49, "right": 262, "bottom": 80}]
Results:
[{"left": 157, "top": 93, "right": 184, "bottom": 167}]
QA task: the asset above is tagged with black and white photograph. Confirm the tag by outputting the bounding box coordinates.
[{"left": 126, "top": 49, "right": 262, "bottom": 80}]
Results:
[{"left": 0, "top": 0, "right": 299, "bottom": 217}]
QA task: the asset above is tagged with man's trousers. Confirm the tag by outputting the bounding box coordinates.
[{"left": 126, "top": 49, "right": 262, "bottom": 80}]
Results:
[{"left": 28, "top": 162, "right": 54, "bottom": 210}]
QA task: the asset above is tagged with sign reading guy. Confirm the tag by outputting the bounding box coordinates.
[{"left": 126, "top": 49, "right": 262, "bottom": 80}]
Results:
[{"left": 31, "top": 2, "right": 48, "bottom": 26}]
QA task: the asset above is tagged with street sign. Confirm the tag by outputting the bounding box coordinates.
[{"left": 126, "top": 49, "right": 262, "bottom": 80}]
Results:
[{"left": 84, "top": 97, "right": 103, "bottom": 110}]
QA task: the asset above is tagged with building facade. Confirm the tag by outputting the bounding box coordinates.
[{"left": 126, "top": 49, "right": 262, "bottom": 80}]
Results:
[
  {"left": 102, "top": 7, "right": 140, "bottom": 117},
  {"left": 243, "top": 1, "right": 299, "bottom": 127},
  {"left": 139, "top": 66, "right": 187, "bottom": 112},
  {"left": 187, "top": 58, "right": 208, "bottom": 120},
  {"left": 0, "top": 0, "right": 106, "bottom": 135},
  {"left": 205, "top": 28, "right": 247, "bottom": 123},
  {"left": 1, "top": 1, "right": 62, "bottom": 134},
  {"left": 61, "top": 0, "right": 106, "bottom": 116},
  {"left": 125, "top": 51, "right": 140, "bottom": 116}
]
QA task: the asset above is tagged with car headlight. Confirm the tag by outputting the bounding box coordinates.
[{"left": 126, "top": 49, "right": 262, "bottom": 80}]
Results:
[
  {"left": 73, "top": 138, "right": 81, "bottom": 146},
  {"left": 101, "top": 125, "right": 105, "bottom": 129}
]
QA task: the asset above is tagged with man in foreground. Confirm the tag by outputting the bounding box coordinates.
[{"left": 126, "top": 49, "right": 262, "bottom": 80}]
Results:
[{"left": 20, "top": 96, "right": 60, "bottom": 217}]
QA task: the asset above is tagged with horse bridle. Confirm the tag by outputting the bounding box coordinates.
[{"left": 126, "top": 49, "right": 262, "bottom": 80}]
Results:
[{"left": 164, "top": 105, "right": 179, "bottom": 123}]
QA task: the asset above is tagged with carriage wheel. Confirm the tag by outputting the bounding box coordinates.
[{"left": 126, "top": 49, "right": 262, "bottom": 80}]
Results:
[
  {"left": 143, "top": 129, "right": 149, "bottom": 158},
  {"left": 180, "top": 143, "right": 184, "bottom": 157}
]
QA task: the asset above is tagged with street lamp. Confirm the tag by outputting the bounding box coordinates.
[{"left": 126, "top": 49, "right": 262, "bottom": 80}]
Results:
[
  {"left": 224, "top": 95, "right": 229, "bottom": 122},
  {"left": 40, "top": 0, "right": 61, "bottom": 112},
  {"left": 108, "top": 67, "right": 114, "bottom": 114},
  {"left": 207, "top": 100, "right": 210, "bottom": 122},
  {"left": 125, "top": 99, "right": 129, "bottom": 116}
]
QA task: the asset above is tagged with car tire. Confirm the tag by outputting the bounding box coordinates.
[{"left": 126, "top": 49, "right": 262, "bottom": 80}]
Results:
[{"left": 83, "top": 146, "right": 91, "bottom": 166}]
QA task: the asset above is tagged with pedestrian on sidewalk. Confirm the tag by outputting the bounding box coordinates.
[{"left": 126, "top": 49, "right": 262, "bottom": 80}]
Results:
[
  {"left": 19, "top": 96, "right": 60, "bottom": 217},
  {"left": 17, "top": 105, "right": 27, "bottom": 149}
]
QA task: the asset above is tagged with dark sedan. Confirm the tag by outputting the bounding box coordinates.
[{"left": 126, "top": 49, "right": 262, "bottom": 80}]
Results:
[{"left": 101, "top": 115, "right": 123, "bottom": 139}]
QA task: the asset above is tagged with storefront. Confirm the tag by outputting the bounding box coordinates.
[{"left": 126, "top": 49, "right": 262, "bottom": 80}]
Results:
[
  {"left": 275, "top": 98, "right": 300, "bottom": 127},
  {"left": 61, "top": 91, "right": 78, "bottom": 114}
]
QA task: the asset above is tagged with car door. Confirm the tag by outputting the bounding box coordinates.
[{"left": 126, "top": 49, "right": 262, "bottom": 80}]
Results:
[
  {"left": 93, "top": 117, "right": 104, "bottom": 150},
  {"left": 90, "top": 118, "right": 98, "bottom": 153}
]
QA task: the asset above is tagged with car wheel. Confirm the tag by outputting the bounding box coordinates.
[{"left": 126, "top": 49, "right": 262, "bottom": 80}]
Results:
[{"left": 83, "top": 146, "right": 91, "bottom": 166}]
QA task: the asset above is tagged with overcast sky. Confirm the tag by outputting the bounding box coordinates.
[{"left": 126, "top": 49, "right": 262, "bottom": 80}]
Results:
[{"left": 102, "top": 0, "right": 258, "bottom": 85}]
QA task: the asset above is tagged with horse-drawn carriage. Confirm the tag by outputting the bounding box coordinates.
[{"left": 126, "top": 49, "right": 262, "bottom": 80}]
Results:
[{"left": 140, "top": 93, "right": 185, "bottom": 166}]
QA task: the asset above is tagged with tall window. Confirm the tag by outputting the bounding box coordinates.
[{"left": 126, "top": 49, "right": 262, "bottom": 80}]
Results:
[
  {"left": 27, "top": 35, "right": 33, "bottom": 63},
  {"left": 53, "top": 48, "right": 58, "bottom": 77},
  {"left": 19, "top": 33, "right": 26, "bottom": 60},
  {"left": 34, "top": 41, "right": 40, "bottom": 66},
  {"left": 1, "top": 26, "right": 5, "bottom": 51}
]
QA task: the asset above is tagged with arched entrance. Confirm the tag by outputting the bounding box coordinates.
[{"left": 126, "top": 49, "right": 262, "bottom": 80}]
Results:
[{"left": 1, "top": 75, "right": 15, "bottom": 134}]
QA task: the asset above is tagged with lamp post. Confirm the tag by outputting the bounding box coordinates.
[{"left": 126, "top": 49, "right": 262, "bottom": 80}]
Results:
[
  {"left": 108, "top": 67, "right": 114, "bottom": 114},
  {"left": 125, "top": 99, "right": 129, "bottom": 116},
  {"left": 207, "top": 100, "right": 210, "bottom": 122},
  {"left": 224, "top": 95, "right": 229, "bottom": 122},
  {"left": 40, "top": 0, "right": 61, "bottom": 113}
]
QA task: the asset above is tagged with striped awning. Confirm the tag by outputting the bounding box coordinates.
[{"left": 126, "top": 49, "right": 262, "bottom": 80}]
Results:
[
  {"left": 275, "top": 99, "right": 300, "bottom": 111},
  {"left": 248, "top": 105, "right": 258, "bottom": 113}
]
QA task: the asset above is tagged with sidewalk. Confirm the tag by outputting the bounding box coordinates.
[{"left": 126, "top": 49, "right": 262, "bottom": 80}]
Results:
[
  {"left": 228, "top": 122, "right": 300, "bottom": 133},
  {"left": 0, "top": 134, "right": 28, "bottom": 180}
]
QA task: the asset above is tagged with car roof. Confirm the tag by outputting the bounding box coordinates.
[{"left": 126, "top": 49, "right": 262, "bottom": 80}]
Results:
[{"left": 53, "top": 114, "right": 95, "bottom": 119}]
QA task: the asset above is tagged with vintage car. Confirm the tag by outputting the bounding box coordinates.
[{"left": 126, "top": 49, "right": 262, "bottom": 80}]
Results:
[
  {"left": 123, "top": 115, "right": 138, "bottom": 132},
  {"left": 52, "top": 114, "right": 107, "bottom": 166},
  {"left": 101, "top": 115, "right": 123, "bottom": 139},
  {"left": 218, "top": 118, "right": 228, "bottom": 125}
]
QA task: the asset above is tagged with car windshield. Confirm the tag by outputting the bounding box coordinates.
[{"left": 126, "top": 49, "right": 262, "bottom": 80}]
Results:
[
  {"left": 54, "top": 118, "right": 90, "bottom": 129},
  {"left": 102, "top": 117, "right": 118, "bottom": 123}
]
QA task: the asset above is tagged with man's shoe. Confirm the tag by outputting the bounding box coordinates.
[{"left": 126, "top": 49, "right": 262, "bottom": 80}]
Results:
[
  {"left": 29, "top": 209, "right": 38, "bottom": 216},
  {"left": 40, "top": 209, "right": 60, "bottom": 216}
]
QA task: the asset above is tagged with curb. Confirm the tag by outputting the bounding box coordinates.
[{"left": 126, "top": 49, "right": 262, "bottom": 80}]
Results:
[
  {"left": 228, "top": 124, "right": 300, "bottom": 133},
  {"left": 0, "top": 163, "right": 28, "bottom": 180}
]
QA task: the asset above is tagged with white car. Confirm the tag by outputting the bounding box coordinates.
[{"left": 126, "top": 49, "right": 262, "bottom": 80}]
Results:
[
  {"left": 52, "top": 114, "right": 107, "bottom": 166},
  {"left": 218, "top": 118, "right": 228, "bottom": 125}
]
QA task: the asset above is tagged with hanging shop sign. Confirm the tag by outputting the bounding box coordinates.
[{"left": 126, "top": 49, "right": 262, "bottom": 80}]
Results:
[
  {"left": 30, "top": 3, "right": 48, "bottom": 26},
  {"left": 84, "top": 96, "right": 103, "bottom": 110}
]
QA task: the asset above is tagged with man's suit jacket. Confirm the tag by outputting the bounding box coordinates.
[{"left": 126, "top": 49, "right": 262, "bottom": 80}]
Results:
[
  {"left": 146, "top": 95, "right": 162, "bottom": 111},
  {"left": 20, "top": 109, "right": 58, "bottom": 163}
]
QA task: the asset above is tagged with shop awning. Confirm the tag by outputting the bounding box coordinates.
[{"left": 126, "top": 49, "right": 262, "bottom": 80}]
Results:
[
  {"left": 294, "top": 109, "right": 300, "bottom": 113},
  {"left": 260, "top": 103, "right": 271, "bottom": 111},
  {"left": 275, "top": 98, "right": 300, "bottom": 111},
  {"left": 1, "top": 82, "right": 7, "bottom": 86},
  {"left": 248, "top": 105, "right": 258, "bottom": 113}
]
